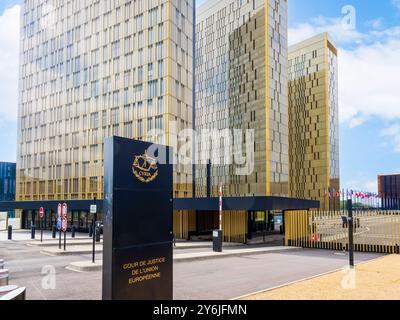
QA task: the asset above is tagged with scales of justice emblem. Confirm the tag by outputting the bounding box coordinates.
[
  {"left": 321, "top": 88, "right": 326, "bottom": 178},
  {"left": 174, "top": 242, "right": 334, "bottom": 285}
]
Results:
[{"left": 132, "top": 151, "right": 159, "bottom": 183}]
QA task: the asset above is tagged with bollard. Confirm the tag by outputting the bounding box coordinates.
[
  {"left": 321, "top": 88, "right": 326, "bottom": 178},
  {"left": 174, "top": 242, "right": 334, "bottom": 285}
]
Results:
[
  {"left": 0, "top": 259, "right": 4, "bottom": 269},
  {"left": 40, "top": 220, "right": 43, "bottom": 243},
  {"left": 64, "top": 231, "right": 67, "bottom": 251},
  {"left": 71, "top": 226, "right": 76, "bottom": 238},
  {"left": 348, "top": 200, "right": 354, "bottom": 268},
  {"left": 58, "top": 229, "right": 61, "bottom": 249},
  {"left": 95, "top": 227, "right": 101, "bottom": 242},
  {"left": 89, "top": 224, "right": 93, "bottom": 237},
  {"left": 0, "top": 269, "right": 9, "bottom": 286},
  {"left": 212, "top": 230, "right": 223, "bottom": 253},
  {"left": 52, "top": 225, "right": 56, "bottom": 239},
  {"left": 31, "top": 226, "right": 36, "bottom": 239},
  {"left": 8, "top": 225, "right": 12, "bottom": 240}
]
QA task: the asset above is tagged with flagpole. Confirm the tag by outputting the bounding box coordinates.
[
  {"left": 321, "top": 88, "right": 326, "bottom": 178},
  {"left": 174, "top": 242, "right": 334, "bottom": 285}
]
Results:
[
  {"left": 219, "top": 183, "right": 223, "bottom": 232},
  {"left": 327, "top": 189, "right": 329, "bottom": 212},
  {"left": 332, "top": 189, "right": 334, "bottom": 212},
  {"left": 342, "top": 189, "right": 345, "bottom": 213},
  {"left": 361, "top": 191, "right": 365, "bottom": 208},
  {"left": 369, "top": 193, "right": 372, "bottom": 210},
  {"left": 333, "top": 189, "right": 336, "bottom": 213},
  {"left": 328, "top": 188, "right": 331, "bottom": 212}
]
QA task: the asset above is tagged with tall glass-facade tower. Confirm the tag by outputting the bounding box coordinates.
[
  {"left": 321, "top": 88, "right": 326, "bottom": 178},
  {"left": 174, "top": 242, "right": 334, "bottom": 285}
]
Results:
[
  {"left": 195, "top": 0, "right": 289, "bottom": 197},
  {"left": 288, "top": 33, "right": 340, "bottom": 210},
  {"left": 17, "top": 0, "right": 194, "bottom": 201}
]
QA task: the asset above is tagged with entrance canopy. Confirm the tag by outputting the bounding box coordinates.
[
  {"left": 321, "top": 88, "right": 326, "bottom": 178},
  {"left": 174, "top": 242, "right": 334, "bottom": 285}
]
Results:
[
  {"left": 0, "top": 196, "right": 319, "bottom": 212},
  {"left": 173, "top": 196, "right": 319, "bottom": 211}
]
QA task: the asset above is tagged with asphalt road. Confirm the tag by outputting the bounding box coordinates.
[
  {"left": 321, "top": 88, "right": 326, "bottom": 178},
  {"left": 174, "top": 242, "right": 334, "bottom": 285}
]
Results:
[
  {"left": 0, "top": 237, "right": 382, "bottom": 300},
  {"left": 173, "top": 250, "right": 381, "bottom": 300}
]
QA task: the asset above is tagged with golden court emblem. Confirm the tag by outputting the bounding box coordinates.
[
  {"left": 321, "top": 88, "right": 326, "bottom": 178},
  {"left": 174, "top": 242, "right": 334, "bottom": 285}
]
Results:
[{"left": 132, "top": 151, "right": 159, "bottom": 183}]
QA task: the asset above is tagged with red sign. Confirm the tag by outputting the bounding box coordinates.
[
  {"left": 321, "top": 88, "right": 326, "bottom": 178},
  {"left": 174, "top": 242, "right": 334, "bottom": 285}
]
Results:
[
  {"left": 39, "top": 207, "right": 44, "bottom": 219},
  {"left": 61, "top": 219, "right": 67, "bottom": 232},
  {"left": 57, "top": 203, "right": 62, "bottom": 218},
  {"left": 61, "top": 203, "right": 68, "bottom": 232},
  {"left": 62, "top": 203, "right": 67, "bottom": 218}
]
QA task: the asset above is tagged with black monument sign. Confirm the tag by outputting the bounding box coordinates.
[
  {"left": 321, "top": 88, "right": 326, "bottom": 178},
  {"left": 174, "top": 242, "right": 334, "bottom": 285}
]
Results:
[{"left": 102, "top": 137, "right": 173, "bottom": 300}]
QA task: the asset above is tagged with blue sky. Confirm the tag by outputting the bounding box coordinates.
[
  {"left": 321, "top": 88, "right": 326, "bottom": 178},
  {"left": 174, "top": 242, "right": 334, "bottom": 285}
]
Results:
[
  {"left": 0, "top": 0, "right": 19, "bottom": 12},
  {"left": 285, "top": 0, "right": 400, "bottom": 192},
  {"left": 0, "top": 0, "right": 400, "bottom": 193}
]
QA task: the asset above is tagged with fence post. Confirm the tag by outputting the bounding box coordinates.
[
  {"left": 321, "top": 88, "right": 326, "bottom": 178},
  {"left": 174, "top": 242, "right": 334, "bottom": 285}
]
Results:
[
  {"left": 282, "top": 210, "right": 286, "bottom": 246},
  {"left": 348, "top": 199, "right": 354, "bottom": 268}
]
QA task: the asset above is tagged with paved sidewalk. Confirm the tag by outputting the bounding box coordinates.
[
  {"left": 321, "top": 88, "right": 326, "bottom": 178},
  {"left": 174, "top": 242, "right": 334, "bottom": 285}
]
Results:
[
  {"left": 33, "top": 239, "right": 241, "bottom": 249},
  {"left": 41, "top": 245, "right": 103, "bottom": 256},
  {"left": 27, "top": 238, "right": 102, "bottom": 247},
  {"left": 42, "top": 243, "right": 300, "bottom": 260},
  {"left": 0, "top": 229, "right": 88, "bottom": 241},
  {"left": 67, "top": 261, "right": 103, "bottom": 272},
  {"left": 241, "top": 255, "right": 400, "bottom": 300},
  {"left": 38, "top": 241, "right": 245, "bottom": 255},
  {"left": 174, "top": 246, "right": 301, "bottom": 262},
  {"left": 173, "top": 241, "right": 243, "bottom": 250}
]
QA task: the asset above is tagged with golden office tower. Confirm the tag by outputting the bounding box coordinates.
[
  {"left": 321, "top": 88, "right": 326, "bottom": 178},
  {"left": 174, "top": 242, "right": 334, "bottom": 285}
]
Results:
[
  {"left": 288, "top": 33, "right": 340, "bottom": 210},
  {"left": 195, "top": 0, "right": 289, "bottom": 197},
  {"left": 17, "top": 0, "right": 194, "bottom": 201}
]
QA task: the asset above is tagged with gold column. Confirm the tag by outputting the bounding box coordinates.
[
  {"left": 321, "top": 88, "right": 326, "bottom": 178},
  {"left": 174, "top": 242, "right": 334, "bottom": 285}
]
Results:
[
  {"left": 324, "top": 33, "right": 330, "bottom": 199},
  {"left": 265, "top": 1, "right": 270, "bottom": 196}
]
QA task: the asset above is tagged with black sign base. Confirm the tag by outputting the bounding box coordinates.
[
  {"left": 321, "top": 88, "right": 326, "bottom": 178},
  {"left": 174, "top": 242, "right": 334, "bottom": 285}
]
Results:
[{"left": 102, "top": 137, "right": 173, "bottom": 300}]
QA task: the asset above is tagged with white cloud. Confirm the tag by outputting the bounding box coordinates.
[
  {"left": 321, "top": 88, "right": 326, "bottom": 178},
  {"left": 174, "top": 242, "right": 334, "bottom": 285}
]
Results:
[
  {"left": 289, "top": 16, "right": 400, "bottom": 130},
  {"left": 393, "top": 0, "right": 400, "bottom": 12},
  {"left": 365, "top": 18, "right": 384, "bottom": 30},
  {"left": 338, "top": 40, "right": 400, "bottom": 125},
  {"left": 381, "top": 124, "right": 400, "bottom": 154},
  {"left": 342, "top": 178, "right": 378, "bottom": 193},
  {"left": 0, "top": 5, "right": 20, "bottom": 122},
  {"left": 288, "top": 16, "right": 365, "bottom": 47}
]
